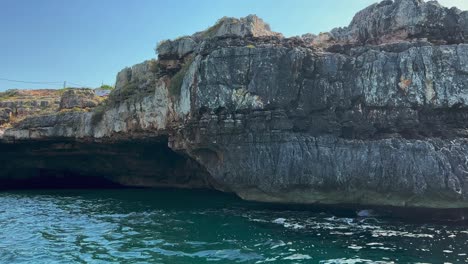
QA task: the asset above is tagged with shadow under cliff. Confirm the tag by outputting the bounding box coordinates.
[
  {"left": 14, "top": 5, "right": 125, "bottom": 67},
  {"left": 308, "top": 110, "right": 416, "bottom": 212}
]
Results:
[{"left": 0, "top": 137, "right": 214, "bottom": 190}]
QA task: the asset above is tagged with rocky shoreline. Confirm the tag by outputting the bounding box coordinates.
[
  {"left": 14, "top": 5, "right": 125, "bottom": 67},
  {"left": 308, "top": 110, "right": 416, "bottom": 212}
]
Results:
[{"left": 1, "top": 0, "right": 468, "bottom": 213}]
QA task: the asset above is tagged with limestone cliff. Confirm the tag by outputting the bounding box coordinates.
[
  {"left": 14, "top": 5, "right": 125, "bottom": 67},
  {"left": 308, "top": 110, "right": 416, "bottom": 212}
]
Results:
[{"left": 2, "top": 0, "right": 468, "bottom": 210}]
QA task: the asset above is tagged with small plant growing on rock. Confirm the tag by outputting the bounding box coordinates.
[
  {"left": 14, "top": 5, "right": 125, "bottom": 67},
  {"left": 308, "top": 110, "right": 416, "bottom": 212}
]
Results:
[
  {"left": 149, "top": 59, "right": 161, "bottom": 74},
  {"left": 120, "top": 82, "right": 139, "bottom": 98},
  {"left": 91, "top": 104, "right": 106, "bottom": 126},
  {"left": 0, "top": 89, "right": 19, "bottom": 101},
  {"left": 169, "top": 72, "right": 185, "bottom": 97},
  {"left": 59, "top": 107, "right": 90, "bottom": 114},
  {"left": 57, "top": 87, "right": 72, "bottom": 95},
  {"left": 169, "top": 57, "right": 194, "bottom": 97},
  {"left": 203, "top": 18, "right": 225, "bottom": 38},
  {"left": 99, "top": 84, "right": 114, "bottom": 90}
]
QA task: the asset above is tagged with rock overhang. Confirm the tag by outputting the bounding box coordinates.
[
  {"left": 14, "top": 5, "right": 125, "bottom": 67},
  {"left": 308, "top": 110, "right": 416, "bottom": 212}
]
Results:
[{"left": 2, "top": 0, "right": 468, "bottom": 212}]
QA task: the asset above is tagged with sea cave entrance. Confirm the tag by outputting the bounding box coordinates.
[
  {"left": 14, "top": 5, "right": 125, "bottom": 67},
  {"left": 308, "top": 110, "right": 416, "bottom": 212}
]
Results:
[{"left": 0, "top": 137, "right": 213, "bottom": 190}]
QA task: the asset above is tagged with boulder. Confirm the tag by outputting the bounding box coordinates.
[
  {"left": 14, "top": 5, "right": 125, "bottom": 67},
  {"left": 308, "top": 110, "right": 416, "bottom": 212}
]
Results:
[{"left": 157, "top": 37, "right": 198, "bottom": 59}]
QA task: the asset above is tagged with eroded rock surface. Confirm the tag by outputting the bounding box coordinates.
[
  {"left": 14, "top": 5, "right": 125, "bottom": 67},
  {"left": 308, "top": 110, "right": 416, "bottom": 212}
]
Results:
[
  {"left": 2, "top": 1, "right": 468, "bottom": 210},
  {"left": 0, "top": 108, "right": 10, "bottom": 125},
  {"left": 309, "top": 0, "right": 468, "bottom": 47},
  {"left": 0, "top": 89, "right": 60, "bottom": 120},
  {"left": 157, "top": 14, "right": 282, "bottom": 60},
  {"left": 59, "top": 88, "right": 100, "bottom": 110}
]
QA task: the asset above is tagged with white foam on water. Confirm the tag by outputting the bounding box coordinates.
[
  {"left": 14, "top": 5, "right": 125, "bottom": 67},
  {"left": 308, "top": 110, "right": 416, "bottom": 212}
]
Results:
[
  {"left": 272, "top": 218, "right": 286, "bottom": 224},
  {"left": 320, "top": 257, "right": 395, "bottom": 264},
  {"left": 330, "top": 231, "right": 354, "bottom": 236},
  {"left": 283, "top": 254, "right": 312, "bottom": 260},
  {"left": 370, "top": 246, "right": 396, "bottom": 251},
  {"left": 255, "top": 256, "right": 279, "bottom": 263},
  {"left": 348, "top": 245, "right": 363, "bottom": 250},
  {"left": 271, "top": 218, "right": 305, "bottom": 229},
  {"left": 366, "top": 242, "right": 384, "bottom": 246},
  {"left": 270, "top": 241, "right": 286, "bottom": 249},
  {"left": 371, "top": 229, "right": 434, "bottom": 238}
]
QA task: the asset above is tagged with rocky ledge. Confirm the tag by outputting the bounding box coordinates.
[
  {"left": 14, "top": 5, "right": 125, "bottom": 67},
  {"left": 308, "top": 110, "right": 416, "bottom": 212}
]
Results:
[{"left": 2, "top": 0, "right": 468, "bottom": 213}]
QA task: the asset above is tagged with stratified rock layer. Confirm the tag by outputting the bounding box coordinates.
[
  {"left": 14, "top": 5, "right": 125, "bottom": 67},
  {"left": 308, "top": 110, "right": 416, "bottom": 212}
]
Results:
[{"left": 2, "top": 0, "right": 468, "bottom": 210}]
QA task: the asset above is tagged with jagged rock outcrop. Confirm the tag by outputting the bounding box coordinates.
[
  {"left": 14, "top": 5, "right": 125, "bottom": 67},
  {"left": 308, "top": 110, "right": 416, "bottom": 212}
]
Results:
[
  {"left": 59, "top": 88, "right": 100, "bottom": 110},
  {"left": 157, "top": 14, "right": 282, "bottom": 60},
  {"left": 2, "top": 0, "right": 468, "bottom": 211},
  {"left": 309, "top": 0, "right": 468, "bottom": 47}
]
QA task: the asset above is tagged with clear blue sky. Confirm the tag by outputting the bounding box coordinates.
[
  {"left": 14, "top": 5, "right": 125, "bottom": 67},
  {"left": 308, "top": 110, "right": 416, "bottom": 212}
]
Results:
[{"left": 0, "top": 0, "right": 464, "bottom": 91}]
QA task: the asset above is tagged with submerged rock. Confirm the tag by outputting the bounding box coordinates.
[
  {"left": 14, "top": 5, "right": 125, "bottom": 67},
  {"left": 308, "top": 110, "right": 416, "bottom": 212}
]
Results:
[
  {"left": 357, "top": 210, "right": 378, "bottom": 218},
  {"left": 2, "top": 1, "right": 468, "bottom": 211}
]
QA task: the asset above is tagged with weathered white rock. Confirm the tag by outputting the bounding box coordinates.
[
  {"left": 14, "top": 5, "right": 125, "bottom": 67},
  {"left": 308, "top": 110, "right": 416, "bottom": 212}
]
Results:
[
  {"left": 156, "top": 15, "right": 283, "bottom": 59},
  {"left": 157, "top": 37, "right": 198, "bottom": 58},
  {"left": 329, "top": 0, "right": 466, "bottom": 45},
  {"left": 203, "top": 15, "right": 283, "bottom": 38}
]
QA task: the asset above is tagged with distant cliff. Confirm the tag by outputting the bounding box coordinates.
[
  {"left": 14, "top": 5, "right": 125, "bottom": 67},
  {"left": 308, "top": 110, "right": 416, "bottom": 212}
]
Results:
[
  {"left": 0, "top": 88, "right": 101, "bottom": 135},
  {"left": 2, "top": 0, "right": 468, "bottom": 210}
]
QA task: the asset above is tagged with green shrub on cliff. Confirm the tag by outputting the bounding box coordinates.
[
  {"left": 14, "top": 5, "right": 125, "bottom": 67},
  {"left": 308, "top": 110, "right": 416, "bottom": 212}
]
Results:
[
  {"left": 0, "top": 89, "right": 19, "bottom": 100},
  {"left": 169, "top": 57, "right": 194, "bottom": 97},
  {"left": 57, "top": 87, "right": 72, "bottom": 96},
  {"left": 91, "top": 104, "right": 106, "bottom": 126},
  {"left": 58, "top": 107, "right": 89, "bottom": 114},
  {"left": 100, "top": 84, "right": 114, "bottom": 90},
  {"left": 203, "top": 18, "right": 225, "bottom": 38},
  {"left": 169, "top": 72, "right": 184, "bottom": 97},
  {"left": 120, "top": 82, "right": 139, "bottom": 98},
  {"left": 148, "top": 59, "right": 160, "bottom": 74}
]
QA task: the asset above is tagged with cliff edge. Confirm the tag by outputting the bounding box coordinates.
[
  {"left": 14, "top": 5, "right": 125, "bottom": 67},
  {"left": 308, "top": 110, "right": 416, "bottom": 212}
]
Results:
[{"left": 2, "top": 0, "right": 468, "bottom": 211}]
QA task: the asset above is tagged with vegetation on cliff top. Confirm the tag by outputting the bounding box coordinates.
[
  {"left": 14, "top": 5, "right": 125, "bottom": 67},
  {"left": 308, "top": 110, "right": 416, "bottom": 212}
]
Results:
[
  {"left": 0, "top": 88, "right": 104, "bottom": 129},
  {"left": 148, "top": 59, "right": 160, "bottom": 74},
  {"left": 0, "top": 89, "right": 19, "bottom": 101},
  {"left": 99, "top": 84, "right": 115, "bottom": 90},
  {"left": 203, "top": 19, "right": 224, "bottom": 38}
]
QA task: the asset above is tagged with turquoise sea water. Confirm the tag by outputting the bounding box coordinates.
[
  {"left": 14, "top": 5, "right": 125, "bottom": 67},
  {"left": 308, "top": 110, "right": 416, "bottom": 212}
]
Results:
[{"left": 0, "top": 189, "right": 466, "bottom": 264}]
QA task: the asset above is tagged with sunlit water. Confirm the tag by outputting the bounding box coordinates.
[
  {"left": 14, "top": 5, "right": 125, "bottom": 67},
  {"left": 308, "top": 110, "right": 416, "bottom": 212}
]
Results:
[{"left": 0, "top": 189, "right": 466, "bottom": 264}]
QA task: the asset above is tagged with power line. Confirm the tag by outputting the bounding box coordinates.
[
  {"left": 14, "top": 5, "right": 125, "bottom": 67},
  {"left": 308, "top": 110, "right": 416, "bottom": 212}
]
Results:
[
  {"left": 0, "top": 77, "right": 93, "bottom": 88},
  {"left": 68, "top": 82, "right": 90, "bottom": 88},
  {"left": 0, "top": 77, "right": 62, "bottom": 85}
]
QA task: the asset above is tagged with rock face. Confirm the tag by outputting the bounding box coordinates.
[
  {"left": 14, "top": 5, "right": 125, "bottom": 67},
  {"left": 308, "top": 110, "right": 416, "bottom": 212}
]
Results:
[
  {"left": 0, "top": 108, "right": 10, "bottom": 125},
  {"left": 59, "top": 89, "right": 100, "bottom": 110},
  {"left": 2, "top": 1, "right": 468, "bottom": 211},
  {"left": 311, "top": 0, "right": 468, "bottom": 47},
  {"left": 0, "top": 89, "right": 60, "bottom": 119},
  {"left": 198, "top": 15, "right": 283, "bottom": 38},
  {"left": 157, "top": 14, "right": 282, "bottom": 59}
]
